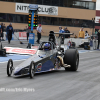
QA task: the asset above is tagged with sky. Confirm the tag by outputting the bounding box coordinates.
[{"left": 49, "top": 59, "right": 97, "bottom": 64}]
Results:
[{"left": 96, "top": 0, "right": 100, "bottom": 10}]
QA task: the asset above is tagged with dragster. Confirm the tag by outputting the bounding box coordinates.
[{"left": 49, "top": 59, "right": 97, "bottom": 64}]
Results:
[{"left": 6, "top": 32, "right": 79, "bottom": 79}]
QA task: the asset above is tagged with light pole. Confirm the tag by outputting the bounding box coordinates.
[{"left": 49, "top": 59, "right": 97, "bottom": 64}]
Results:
[{"left": 92, "top": 18, "right": 95, "bottom": 36}]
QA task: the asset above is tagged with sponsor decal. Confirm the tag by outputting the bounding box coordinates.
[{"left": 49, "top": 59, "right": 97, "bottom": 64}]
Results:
[
  {"left": 36, "top": 63, "right": 42, "bottom": 71},
  {"left": 15, "top": 3, "right": 58, "bottom": 15},
  {"left": 29, "top": 4, "right": 38, "bottom": 9},
  {"left": 29, "top": 34, "right": 33, "bottom": 37},
  {"left": 29, "top": 34, "right": 35, "bottom": 40}
]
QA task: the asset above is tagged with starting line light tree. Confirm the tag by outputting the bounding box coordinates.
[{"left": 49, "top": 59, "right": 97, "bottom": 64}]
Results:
[
  {"left": 28, "top": 14, "right": 32, "bottom": 27},
  {"left": 28, "top": 4, "right": 38, "bottom": 45},
  {"left": 28, "top": 4, "right": 38, "bottom": 31},
  {"left": 33, "top": 14, "right": 39, "bottom": 28}
]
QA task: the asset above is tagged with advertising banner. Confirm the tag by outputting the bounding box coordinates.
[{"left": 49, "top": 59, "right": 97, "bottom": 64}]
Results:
[
  {"left": 19, "top": 32, "right": 27, "bottom": 40},
  {"left": 95, "top": 0, "right": 100, "bottom": 29},
  {"left": 15, "top": 3, "right": 58, "bottom": 15},
  {"left": 29, "top": 33, "right": 35, "bottom": 45},
  {"left": 95, "top": 0, "right": 100, "bottom": 23}
]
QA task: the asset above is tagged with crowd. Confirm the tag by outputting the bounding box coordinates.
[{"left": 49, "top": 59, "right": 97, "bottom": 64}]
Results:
[
  {"left": 0, "top": 23, "right": 6, "bottom": 41},
  {"left": 1, "top": 22, "right": 100, "bottom": 50},
  {"left": 0, "top": 23, "right": 14, "bottom": 44},
  {"left": 58, "top": 26, "right": 90, "bottom": 39}
]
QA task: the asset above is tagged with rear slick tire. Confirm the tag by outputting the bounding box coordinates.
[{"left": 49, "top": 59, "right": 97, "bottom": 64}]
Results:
[{"left": 64, "top": 49, "right": 79, "bottom": 71}]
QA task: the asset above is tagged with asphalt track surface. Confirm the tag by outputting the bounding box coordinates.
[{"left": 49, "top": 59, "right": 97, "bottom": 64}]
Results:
[{"left": 1, "top": 39, "right": 100, "bottom": 100}]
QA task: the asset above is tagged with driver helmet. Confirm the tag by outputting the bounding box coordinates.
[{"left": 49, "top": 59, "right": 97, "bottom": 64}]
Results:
[{"left": 44, "top": 43, "right": 51, "bottom": 51}]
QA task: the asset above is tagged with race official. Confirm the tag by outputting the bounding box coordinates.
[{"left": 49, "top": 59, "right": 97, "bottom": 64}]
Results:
[
  {"left": 6, "top": 23, "right": 14, "bottom": 44},
  {"left": 36, "top": 24, "right": 44, "bottom": 44},
  {"left": 78, "top": 27, "right": 85, "bottom": 38},
  {"left": 64, "top": 27, "right": 70, "bottom": 38},
  {"left": 97, "top": 30, "right": 100, "bottom": 49}
]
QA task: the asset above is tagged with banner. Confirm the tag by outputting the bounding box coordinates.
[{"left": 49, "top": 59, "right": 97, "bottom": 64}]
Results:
[
  {"left": 15, "top": 3, "right": 58, "bottom": 15},
  {"left": 19, "top": 32, "right": 27, "bottom": 40},
  {"left": 96, "top": 0, "right": 100, "bottom": 10},
  {"left": 95, "top": 16, "right": 100, "bottom": 23}
]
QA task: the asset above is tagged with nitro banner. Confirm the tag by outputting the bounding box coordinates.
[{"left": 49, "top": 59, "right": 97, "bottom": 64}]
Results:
[
  {"left": 38, "top": 5, "right": 58, "bottom": 15},
  {"left": 15, "top": 3, "right": 58, "bottom": 15}
]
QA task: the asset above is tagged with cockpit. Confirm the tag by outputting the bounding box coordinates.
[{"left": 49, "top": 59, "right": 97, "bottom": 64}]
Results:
[{"left": 37, "top": 42, "right": 55, "bottom": 58}]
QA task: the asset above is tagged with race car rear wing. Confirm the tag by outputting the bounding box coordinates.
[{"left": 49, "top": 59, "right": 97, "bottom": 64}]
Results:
[{"left": 54, "top": 32, "right": 74, "bottom": 35}]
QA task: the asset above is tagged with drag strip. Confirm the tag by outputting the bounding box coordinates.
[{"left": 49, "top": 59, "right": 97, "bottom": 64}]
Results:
[{"left": 0, "top": 51, "right": 100, "bottom": 100}]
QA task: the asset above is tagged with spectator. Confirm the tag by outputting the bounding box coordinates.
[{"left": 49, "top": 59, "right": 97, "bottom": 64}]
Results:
[
  {"left": 3, "top": 24, "right": 6, "bottom": 32},
  {"left": 85, "top": 31, "right": 89, "bottom": 36},
  {"left": 85, "top": 31, "right": 90, "bottom": 39},
  {"left": 64, "top": 27, "right": 70, "bottom": 38},
  {"left": 74, "top": 34, "right": 77, "bottom": 38},
  {"left": 97, "top": 30, "right": 100, "bottom": 49},
  {"left": 1, "top": 23, "right": 5, "bottom": 41},
  {"left": 59, "top": 26, "right": 65, "bottom": 44},
  {"left": 59, "top": 26, "right": 64, "bottom": 37},
  {"left": 78, "top": 27, "right": 85, "bottom": 38},
  {"left": 6, "top": 23, "right": 14, "bottom": 44},
  {"left": 0, "top": 24, "right": 2, "bottom": 41},
  {"left": 36, "top": 24, "right": 44, "bottom": 44}
]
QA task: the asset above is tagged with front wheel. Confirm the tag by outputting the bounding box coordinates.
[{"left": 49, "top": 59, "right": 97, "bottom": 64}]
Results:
[
  {"left": 29, "top": 61, "right": 35, "bottom": 79},
  {"left": 7, "top": 59, "right": 13, "bottom": 76},
  {"left": 64, "top": 49, "right": 79, "bottom": 71}
]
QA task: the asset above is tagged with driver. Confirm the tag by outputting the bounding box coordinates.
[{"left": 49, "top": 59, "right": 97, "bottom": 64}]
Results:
[{"left": 43, "top": 43, "right": 51, "bottom": 51}]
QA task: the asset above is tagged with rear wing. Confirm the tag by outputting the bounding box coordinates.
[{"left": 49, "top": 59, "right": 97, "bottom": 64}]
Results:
[{"left": 54, "top": 32, "right": 74, "bottom": 35}]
